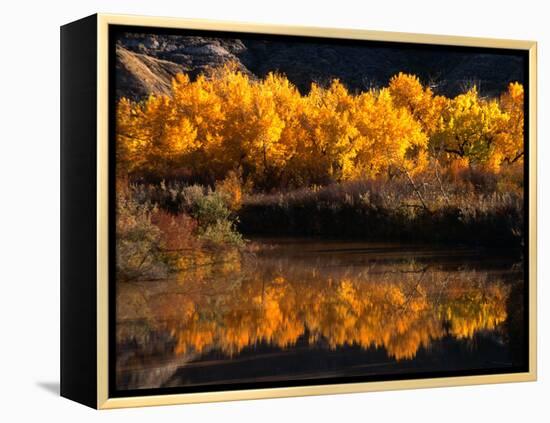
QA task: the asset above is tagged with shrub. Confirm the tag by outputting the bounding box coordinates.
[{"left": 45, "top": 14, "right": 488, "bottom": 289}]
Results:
[
  {"left": 116, "top": 181, "right": 249, "bottom": 282},
  {"left": 151, "top": 209, "right": 199, "bottom": 251},
  {"left": 116, "top": 194, "right": 168, "bottom": 281},
  {"left": 215, "top": 171, "right": 249, "bottom": 211},
  {"left": 180, "top": 184, "right": 206, "bottom": 211},
  {"left": 185, "top": 189, "right": 245, "bottom": 248},
  {"left": 191, "top": 190, "right": 232, "bottom": 228},
  {"left": 199, "top": 219, "right": 244, "bottom": 248}
]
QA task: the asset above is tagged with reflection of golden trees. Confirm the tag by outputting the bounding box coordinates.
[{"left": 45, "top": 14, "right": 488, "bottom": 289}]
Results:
[{"left": 117, "top": 254, "right": 510, "bottom": 361}]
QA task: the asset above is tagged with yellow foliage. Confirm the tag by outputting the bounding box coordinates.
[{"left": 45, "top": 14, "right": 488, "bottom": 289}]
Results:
[
  {"left": 215, "top": 170, "right": 246, "bottom": 211},
  {"left": 495, "top": 82, "right": 524, "bottom": 165},
  {"left": 388, "top": 72, "right": 448, "bottom": 136},
  {"left": 349, "top": 88, "right": 428, "bottom": 178},
  {"left": 116, "top": 65, "right": 524, "bottom": 185},
  {"left": 121, "top": 263, "right": 510, "bottom": 361},
  {"left": 431, "top": 87, "right": 512, "bottom": 170}
]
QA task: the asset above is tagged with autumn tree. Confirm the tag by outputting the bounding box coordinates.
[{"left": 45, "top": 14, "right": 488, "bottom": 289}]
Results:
[
  {"left": 388, "top": 72, "right": 447, "bottom": 136},
  {"left": 260, "top": 73, "right": 312, "bottom": 186},
  {"left": 298, "top": 80, "right": 359, "bottom": 183},
  {"left": 496, "top": 82, "right": 524, "bottom": 165},
  {"left": 116, "top": 64, "right": 524, "bottom": 187},
  {"left": 350, "top": 88, "right": 428, "bottom": 179},
  {"left": 430, "top": 87, "right": 509, "bottom": 170},
  {"left": 116, "top": 92, "right": 198, "bottom": 177}
]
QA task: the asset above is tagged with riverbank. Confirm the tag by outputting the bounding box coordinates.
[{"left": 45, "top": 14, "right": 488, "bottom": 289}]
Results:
[
  {"left": 117, "top": 176, "right": 524, "bottom": 283},
  {"left": 238, "top": 180, "right": 524, "bottom": 248}
]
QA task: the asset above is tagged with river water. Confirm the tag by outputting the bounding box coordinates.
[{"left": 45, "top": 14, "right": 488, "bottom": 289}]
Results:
[{"left": 115, "top": 238, "right": 526, "bottom": 391}]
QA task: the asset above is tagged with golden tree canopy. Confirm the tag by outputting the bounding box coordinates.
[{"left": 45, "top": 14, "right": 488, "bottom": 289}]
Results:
[{"left": 116, "top": 64, "right": 524, "bottom": 185}]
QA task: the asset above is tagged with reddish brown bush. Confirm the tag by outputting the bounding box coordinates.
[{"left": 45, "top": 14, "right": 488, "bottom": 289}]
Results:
[{"left": 151, "top": 210, "right": 199, "bottom": 252}]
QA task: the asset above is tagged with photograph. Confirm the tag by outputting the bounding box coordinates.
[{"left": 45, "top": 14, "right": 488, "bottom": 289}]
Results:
[{"left": 111, "top": 26, "right": 528, "bottom": 395}]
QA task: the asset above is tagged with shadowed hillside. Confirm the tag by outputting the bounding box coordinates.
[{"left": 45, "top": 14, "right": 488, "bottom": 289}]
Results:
[{"left": 115, "top": 32, "right": 525, "bottom": 100}]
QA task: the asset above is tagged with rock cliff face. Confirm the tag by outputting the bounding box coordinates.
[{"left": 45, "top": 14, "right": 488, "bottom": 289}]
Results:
[
  {"left": 115, "top": 32, "right": 525, "bottom": 100},
  {"left": 115, "top": 46, "right": 187, "bottom": 99}
]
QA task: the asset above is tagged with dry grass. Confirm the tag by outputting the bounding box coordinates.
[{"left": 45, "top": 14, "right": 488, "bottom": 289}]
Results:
[{"left": 239, "top": 172, "right": 524, "bottom": 248}]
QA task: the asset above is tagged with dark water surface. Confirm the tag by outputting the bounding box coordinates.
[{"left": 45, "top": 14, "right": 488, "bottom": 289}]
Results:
[{"left": 116, "top": 239, "right": 526, "bottom": 391}]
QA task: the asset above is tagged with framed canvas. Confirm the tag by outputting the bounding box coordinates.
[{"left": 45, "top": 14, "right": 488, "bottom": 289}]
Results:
[{"left": 60, "top": 13, "right": 537, "bottom": 409}]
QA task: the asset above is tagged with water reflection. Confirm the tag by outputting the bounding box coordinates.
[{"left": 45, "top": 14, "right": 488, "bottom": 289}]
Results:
[{"left": 116, "top": 240, "right": 523, "bottom": 390}]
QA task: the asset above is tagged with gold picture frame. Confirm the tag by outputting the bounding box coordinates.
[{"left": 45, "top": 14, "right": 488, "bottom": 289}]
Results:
[{"left": 61, "top": 13, "right": 537, "bottom": 409}]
